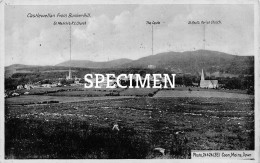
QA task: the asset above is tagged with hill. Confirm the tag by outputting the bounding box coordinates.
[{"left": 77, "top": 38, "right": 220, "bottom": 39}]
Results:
[
  {"left": 55, "top": 58, "right": 132, "bottom": 68},
  {"left": 5, "top": 50, "right": 254, "bottom": 78},
  {"left": 120, "top": 50, "right": 254, "bottom": 75},
  {"left": 5, "top": 64, "right": 40, "bottom": 78}
]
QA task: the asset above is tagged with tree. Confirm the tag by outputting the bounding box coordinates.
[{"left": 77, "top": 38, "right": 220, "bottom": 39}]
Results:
[
  {"left": 5, "top": 78, "right": 18, "bottom": 90},
  {"left": 79, "top": 78, "right": 85, "bottom": 83}
]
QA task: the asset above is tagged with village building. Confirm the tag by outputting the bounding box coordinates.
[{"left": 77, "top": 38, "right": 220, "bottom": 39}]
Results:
[
  {"left": 24, "top": 84, "right": 33, "bottom": 90},
  {"left": 24, "top": 92, "right": 30, "bottom": 95},
  {"left": 192, "top": 82, "right": 199, "bottom": 87},
  {"left": 74, "top": 76, "right": 82, "bottom": 84},
  {"left": 42, "top": 84, "right": 52, "bottom": 88},
  {"left": 66, "top": 74, "right": 72, "bottom": 80},
  {"left": 148, "top": 65, "right": 156, "bottom": 69},
  {"left": 200, "top": 69, "right": 218, "bottom": 89},
  {"left": 12, "top": 92, "right": 20, "bottom": 96},
  {"left": 17, "top": 85, "right": 24, "bottom": 90}
]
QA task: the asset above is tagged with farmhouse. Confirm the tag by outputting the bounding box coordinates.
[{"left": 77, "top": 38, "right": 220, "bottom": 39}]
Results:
[{"left": 200, "top": 69, "right": 218, "bottom": 89}]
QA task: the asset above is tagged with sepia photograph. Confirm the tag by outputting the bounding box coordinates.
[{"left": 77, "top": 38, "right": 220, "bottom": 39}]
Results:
[{"left": 2, "top": 0, "right": 259, "bottom": 161}]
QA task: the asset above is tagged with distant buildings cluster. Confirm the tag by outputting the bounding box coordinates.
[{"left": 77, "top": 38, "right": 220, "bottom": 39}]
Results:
[{"left": 16, "top": 76, "right": 83, "bottom": 90}]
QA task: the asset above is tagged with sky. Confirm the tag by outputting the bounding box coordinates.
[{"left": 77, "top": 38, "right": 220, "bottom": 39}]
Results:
[{"left": 5, "top": 4, "right": 254, "bottom": 66}]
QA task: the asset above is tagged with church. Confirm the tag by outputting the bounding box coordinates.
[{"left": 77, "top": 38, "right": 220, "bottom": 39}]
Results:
[{"left": 200, "top": 69, "right": 218, "bottom": 89}]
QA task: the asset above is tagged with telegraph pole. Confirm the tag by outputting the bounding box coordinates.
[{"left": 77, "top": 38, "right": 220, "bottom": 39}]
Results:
[
  {"left": 152, "top": 24, "right": 154, "bottom": 55},
  {"left": 146, "top": 21, "right": 160, "bottom": 56},
  {"left": 203, "top": 23, "right": 206, "bottom": 50},
  {"left": 69, "top": 25, "right": 72, "bottom": 79}
]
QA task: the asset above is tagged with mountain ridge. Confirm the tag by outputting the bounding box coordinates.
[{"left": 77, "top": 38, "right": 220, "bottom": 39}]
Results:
[
  {"left": 55, "top": 58, "right": 133, "bottom": 68},
  {"left": 119, "top": 50, "right": 253, "bottom": 74},
  {"left": 5, "top": 50, "right": 254, "bottom": 76}
]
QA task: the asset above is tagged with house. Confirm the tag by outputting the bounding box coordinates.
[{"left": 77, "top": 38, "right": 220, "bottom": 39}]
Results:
[
  {"left": 51, "top": 83, "right": 58, "bottom": 87},
  {"left": 12, "top": 92, "right": 20, "bottom": 96},
  {"left": 17, "top": 85, "right": 24, "bottom": 90},
  {"left": 24, "top": 92, "right": 30, "bottom": 95},
  {"left": 42, "top": 84, "right": 51, "bottom": 88},
  {"left": 192, "top": 82, "right": 199, "bottom": 87},
  {"left": 200, "top": 69, "right": 218, "bottom": 88},
  {"left": 74, "top": 77, "right": 81, "bottom": 81},
  {"left": 24, "top": 84, "right": 33, "bottom": 90},
  {"left": 74, "top": 76, "right": 82, "bottom": 84}
]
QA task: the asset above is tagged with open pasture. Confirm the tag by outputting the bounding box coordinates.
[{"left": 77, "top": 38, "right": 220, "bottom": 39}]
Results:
[
  {"left": 155, "top": 90, "right": 253, "bottom": 99},
  {"left": 5, "top": 96, "right": 254, "bottom": 159},
  {"left": 119, "top": 88, "right": 159, "bottom": 96},
  {"left": 47, "top": 90, "right": 119, "bottom": 97},
  {"left": 5, "top": 95, "right": 132, "bottom": 105},
  {"left": 11, "top": 86, "right": 84, "bottom": 95}
]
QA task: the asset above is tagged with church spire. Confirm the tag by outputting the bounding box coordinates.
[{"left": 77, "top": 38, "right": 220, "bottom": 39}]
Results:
[{"left": 201, "top": 69, "right": 205, "bottom": 81}]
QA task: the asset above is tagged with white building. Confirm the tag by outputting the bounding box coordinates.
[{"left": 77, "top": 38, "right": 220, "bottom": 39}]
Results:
[
  {"left": 148, "top": 65, "right": 156, "bottom": 69},
  {"left": 17, "top": 85, "right": 23, "bottom": 90},
  {"left": 200, "top": 69, "right": 218, "bottom": 89}
]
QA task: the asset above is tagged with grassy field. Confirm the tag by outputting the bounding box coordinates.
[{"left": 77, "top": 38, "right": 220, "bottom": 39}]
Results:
[
  {"left": 11, "top": 87, "right": 164, "bottom": 97},
  {"left": 119, "top": 88, "right": 160, "bottom": 96},
  {"left": 5, "top": 96, "right": 254, "bottom": 159},
  {"left": 173, "top": 87, "right": 248, "bottom": 94},
  {"left": 155, "top": 90, "right": 253, "bottom": 99},
  {"left": 10, "top": 86, "right": 126, "bottom": 95},
  {"left": 47, "top": 90, "right": 120, "bottom": 97},
  {"left": 5, "top": 95, "right": 133, "bottom": 105}
]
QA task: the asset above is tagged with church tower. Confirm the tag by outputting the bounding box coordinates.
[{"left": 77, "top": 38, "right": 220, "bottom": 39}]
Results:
[{"left": 201, "top": 69, "right": 205, "bottom": 81}]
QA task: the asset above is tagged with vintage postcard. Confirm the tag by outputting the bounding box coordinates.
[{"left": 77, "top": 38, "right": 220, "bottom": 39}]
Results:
[{"left": 1, "top": 0, "right": 259, "bottom": 162}]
